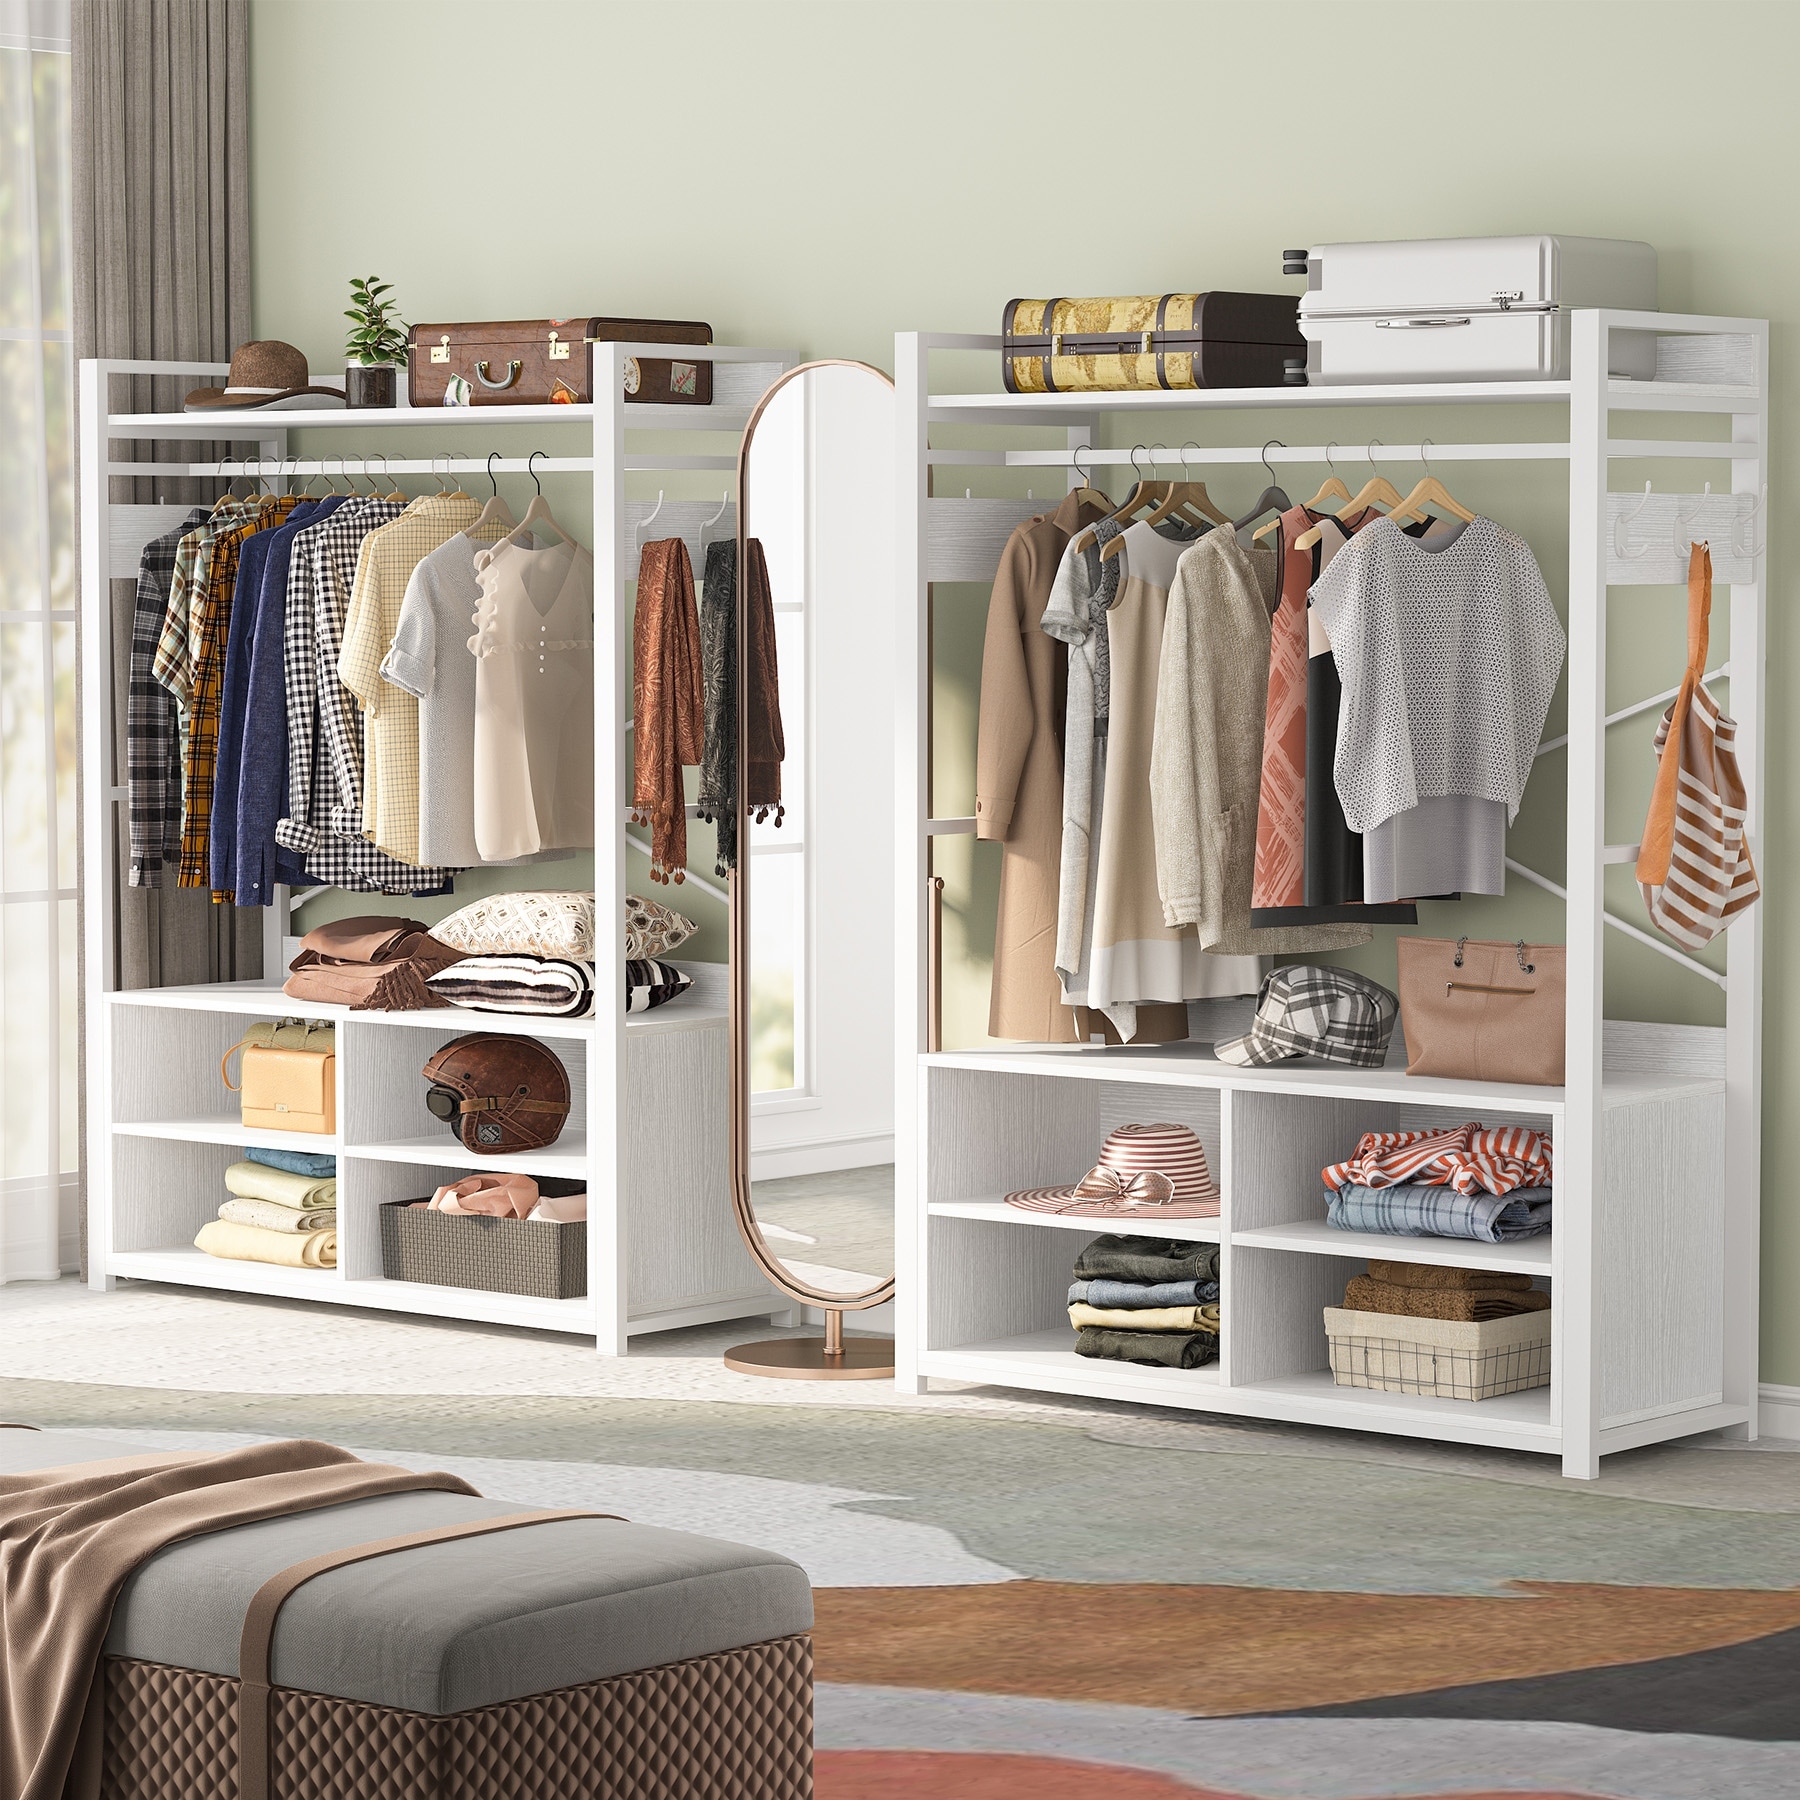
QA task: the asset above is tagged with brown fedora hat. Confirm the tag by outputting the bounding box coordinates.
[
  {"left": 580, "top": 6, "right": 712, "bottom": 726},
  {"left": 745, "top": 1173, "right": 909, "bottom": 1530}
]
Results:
[{"left": 184, "top": 340, "right": 346, "bottom": 411}]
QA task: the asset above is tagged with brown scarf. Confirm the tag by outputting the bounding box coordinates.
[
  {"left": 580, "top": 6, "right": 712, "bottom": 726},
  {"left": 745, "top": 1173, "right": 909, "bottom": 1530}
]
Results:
[
  {"left": 630, "top": 538, "right": 705, "bottom": 884},
  {"left": 0, "top": 1440, "right": 476, "bottom": 1800},
  {"left": 282, "top": 916, "right": 462, "bottom": 1010}
]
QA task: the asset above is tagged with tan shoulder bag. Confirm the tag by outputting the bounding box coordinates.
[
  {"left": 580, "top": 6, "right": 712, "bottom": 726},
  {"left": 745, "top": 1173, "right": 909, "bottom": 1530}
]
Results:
[
  {"left": 221, "top": 1020, "right": 338, "bottom": 1135},
  {"left": 1395, "top": 937, "right": 1566, "bottom": 1086}
]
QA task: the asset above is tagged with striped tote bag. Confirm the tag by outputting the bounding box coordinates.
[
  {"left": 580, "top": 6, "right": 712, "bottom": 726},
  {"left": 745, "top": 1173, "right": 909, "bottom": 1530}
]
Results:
[{"left": 1635, "top": 544, "right": 1760, "bottom": 950}]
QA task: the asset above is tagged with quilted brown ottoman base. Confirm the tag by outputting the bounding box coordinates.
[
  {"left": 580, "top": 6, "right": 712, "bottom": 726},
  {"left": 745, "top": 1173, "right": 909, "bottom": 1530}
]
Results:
[{"left": 101, "top": 1633, "right": 813, "bottom": 1800}]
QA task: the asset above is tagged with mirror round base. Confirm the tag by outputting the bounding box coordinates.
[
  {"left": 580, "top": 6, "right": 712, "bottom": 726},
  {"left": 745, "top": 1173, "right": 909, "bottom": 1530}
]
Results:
[{"left": 722, "top": 1337, "right": 895, "bottom": 1381}]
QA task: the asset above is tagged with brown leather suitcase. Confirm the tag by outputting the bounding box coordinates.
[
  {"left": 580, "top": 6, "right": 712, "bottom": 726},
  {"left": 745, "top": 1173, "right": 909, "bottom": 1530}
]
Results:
[{"left": 408, "top": 316, "right": 713, "bottom": 407}]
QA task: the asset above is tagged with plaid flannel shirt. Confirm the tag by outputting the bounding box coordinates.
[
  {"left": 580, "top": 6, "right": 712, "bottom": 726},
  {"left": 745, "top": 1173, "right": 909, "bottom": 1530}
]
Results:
[
  {"left": 177, "top": 498, "right": 299, "bottom": 887},
  {"left": 274, "top": 497, "right": 458, "bottom": 893},
  {"left": 126, "top": 508, "right": 210, "bottom": 887}
]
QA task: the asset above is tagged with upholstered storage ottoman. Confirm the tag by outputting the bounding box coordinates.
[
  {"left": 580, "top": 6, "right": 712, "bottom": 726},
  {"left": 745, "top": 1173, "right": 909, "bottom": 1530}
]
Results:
[{"left": 3, "top": 1431, "right": 813, "bottom": 1800}]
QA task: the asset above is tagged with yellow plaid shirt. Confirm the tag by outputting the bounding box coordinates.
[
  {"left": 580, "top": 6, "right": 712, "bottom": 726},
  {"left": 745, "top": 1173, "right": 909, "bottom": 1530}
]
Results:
[{"left": 337, "top": 492, "right": 480, "bottom": 866}]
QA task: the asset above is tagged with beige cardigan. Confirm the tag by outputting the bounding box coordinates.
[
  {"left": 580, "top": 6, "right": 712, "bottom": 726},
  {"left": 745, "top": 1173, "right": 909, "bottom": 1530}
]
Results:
[{"left": 1150, "top": 530, "right": 1371, "bottom": 957}]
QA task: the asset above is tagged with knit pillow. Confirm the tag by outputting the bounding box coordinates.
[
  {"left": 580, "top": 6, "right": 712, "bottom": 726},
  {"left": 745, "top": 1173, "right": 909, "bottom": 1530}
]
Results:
[
  {"left": 625, "top": 893, "right": 698, "bottom": 959},
  {"left": 432, "top": 892, "right": 595, "bottom": 961},
  {"left": 626, "top": 959, "right": 693, "bottom": 1013}
]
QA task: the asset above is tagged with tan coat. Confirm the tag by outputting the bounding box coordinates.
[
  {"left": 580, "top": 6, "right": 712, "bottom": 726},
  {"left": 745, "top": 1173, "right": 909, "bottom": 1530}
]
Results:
[{"left": 976, "top": 489, "right": 1105, "bottom": 1041}]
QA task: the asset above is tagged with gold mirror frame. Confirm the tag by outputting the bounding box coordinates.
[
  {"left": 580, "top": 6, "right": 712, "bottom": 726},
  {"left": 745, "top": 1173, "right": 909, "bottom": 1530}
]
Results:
[{"left": 725, "top": 360, "right": 897, "bottom": 1379}]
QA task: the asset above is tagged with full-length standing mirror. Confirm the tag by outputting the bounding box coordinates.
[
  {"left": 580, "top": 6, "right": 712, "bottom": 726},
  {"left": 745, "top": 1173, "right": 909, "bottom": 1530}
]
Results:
[{"left": 724, "top": 361, "right": 897, "bottom": 1378}]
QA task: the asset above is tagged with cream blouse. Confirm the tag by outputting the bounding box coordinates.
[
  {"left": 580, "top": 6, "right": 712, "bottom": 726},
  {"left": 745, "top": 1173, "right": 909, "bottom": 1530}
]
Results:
[{"left": 469, "top": 535, "right": 596, "bottom": 861}]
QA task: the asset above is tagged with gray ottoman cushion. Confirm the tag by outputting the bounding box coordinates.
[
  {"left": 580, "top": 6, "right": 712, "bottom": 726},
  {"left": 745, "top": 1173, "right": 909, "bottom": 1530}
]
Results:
[{"left": 2, "top": 1429, "right": 812, "bottom": 1714}]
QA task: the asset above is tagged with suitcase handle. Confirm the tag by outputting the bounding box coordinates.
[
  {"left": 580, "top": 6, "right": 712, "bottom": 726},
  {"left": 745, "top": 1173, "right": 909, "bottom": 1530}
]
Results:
[
  {"left": 1375, "top": 317, "right": 1472, "bottom": 330},
  {"left": 476, "top": 358, "right": 523, "bottom": 389}
]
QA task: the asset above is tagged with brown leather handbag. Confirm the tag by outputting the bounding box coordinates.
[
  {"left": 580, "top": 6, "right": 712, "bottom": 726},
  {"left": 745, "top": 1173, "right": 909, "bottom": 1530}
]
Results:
[
  {"left": 1395, "top": 937, "right": 1567, "bottom": 1086},
  {"left": 422, "top": 1034, "right": 572, "bottom": 1155},
  {"left": 408, "top": 317, "right": 713, "bottom": 408}
]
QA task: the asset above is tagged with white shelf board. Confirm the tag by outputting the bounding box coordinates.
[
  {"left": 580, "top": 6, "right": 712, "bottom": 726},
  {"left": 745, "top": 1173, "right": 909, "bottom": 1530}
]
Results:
[
  {"left": 113, "top": 1116, "right": 342, "bottom": 1154},
  {"left": 1242, "top": 1370, "right": 1558, "bottom": 1444},
  {"left": 920, "top": 1328, "right": 1222, "bottom": 1403},
  {"left": 921, "top": 1047, "right": 1721, "bottom": 1115},
  {"left": 103, "top": 402, "right": 756, "bottom": 437},
  {"left": 1232, "top": 1218, "right": 1552, "bottom": 1275},
  {"left": 104, "top": 1248, "right": 594, "bottom": 1334},
  {"left": 110, "top": 979, "right": 346, "bottom": 1022},
  {"left": 346, "top": 1133, "right": 589, "bottom": 1178},
  {"left": 929, "top": 1198, "right": 1221, "bottom": 1242}
]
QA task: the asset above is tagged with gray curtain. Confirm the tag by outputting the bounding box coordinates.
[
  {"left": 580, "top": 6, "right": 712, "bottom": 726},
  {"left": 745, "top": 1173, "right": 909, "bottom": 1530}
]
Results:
[{"left": 71, "top": 0, "right": 259, "bottom": 1271}]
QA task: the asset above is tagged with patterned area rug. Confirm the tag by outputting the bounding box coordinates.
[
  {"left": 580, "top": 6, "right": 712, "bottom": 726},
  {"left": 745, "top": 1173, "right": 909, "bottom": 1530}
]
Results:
[{"left": 4, "top": 1282, "right": 1800, "bottom": 1798}]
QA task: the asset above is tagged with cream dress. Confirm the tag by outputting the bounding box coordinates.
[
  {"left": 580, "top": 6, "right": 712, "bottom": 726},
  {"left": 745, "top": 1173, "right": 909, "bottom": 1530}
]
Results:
[{"left": 469, "top": 535, "right": 596, "bottom": 861}]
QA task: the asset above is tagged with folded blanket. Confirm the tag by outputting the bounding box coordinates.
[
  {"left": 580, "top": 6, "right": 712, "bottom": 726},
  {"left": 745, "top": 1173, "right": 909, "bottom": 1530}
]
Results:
[
  {"left": 1071, "top": 1235, "right": 1221, "bottom": 1284},
  {"left": 0, "top": 1439, "right": 477, "bottom": 1800},
  {"left": 1069, "top": 1302, "right": 1222, "bottom": 1333},
  {"left": 1341, "top": 1274, "right": 1550, "bottom": 1322},
  {"left": 283, "top": 916, "right": 461, "bottom": 1011},
  {"left": 195, "top": 1219, "right": 337, "bottom": 1269},
  {"left": 218, "top": 1197, "right": 335, "bottom": 1234},
  {"left": 427, "top": 954, "right": 596, "bottom": 1018},
  {"left": 1366, "top": 1259, "right": 1533, "bottom": 1293},
  {"left": 1074, "top": 1326, "right": 1218, "bottom": 1370},
  {"left": 1068, "top": 1278, "right": 1221, "bottom": 1308},
  {"left": 244, "top": 1145, "right": 337, "bottom": 1179},
  {"left": 1327, "top": 1182, "right": 1553, "bottom": 1243},
  {"left": 224, "top": 1159, "right": 335, "bottom": 1211}
]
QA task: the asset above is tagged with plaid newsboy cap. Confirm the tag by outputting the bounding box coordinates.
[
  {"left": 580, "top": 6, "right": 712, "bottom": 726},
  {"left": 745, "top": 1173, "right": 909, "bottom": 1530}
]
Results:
[{"left": 1214, "top": 964, "right": 1399, "bottom": 1068}]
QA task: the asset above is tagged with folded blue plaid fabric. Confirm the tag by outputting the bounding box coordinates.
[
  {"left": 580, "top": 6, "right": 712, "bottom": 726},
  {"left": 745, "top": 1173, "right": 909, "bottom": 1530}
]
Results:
[
  {"left": 1326, "top": 1182, "right": 1553, "bottom": 1242},
  {"left": 1067, "top": 1278, "right": 1221, "bottom": 1308}
]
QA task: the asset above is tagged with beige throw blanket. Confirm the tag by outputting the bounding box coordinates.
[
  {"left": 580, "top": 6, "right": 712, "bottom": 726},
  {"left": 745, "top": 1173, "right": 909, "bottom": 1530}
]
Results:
[
  {"left": 0, "top": 1440, "right": 476, "bottom": 1800},
  {"left": 224, "top": 1161, "right": 335, "bottom": 1211},
  {"left": 195, "top": 1220, "right": 337, "bottom": 1269}
]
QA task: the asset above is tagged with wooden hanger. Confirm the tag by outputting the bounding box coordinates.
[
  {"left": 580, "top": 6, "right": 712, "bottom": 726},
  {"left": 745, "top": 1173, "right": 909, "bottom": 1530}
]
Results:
[
  {"left": 1138, "top": 440, "right": 1232, "bottom": 536},
  {"left": 1293, "top": 444, "right": 1408, "bottom": 552},
  {"left": 1258, "top": 445, "right": 1357, "bottom": 541},
  {"left": 1073, "top": 447, "right": 1166, "bottom": 553},
  {"left": 1387, "top": 445, "right": 1477, "bottom": 527},
  {"left": 1064, "top": 447, "right": 1113, "bottom": 516}
]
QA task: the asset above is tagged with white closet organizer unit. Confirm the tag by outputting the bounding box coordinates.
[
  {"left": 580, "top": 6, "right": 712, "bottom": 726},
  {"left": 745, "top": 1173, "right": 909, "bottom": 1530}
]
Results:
[
  {"left": 895, "top": 311, "right": 1767, "bottom": 1479},
  {"left": 79, "top": 345, "right": 797, "bottom": 1352}
]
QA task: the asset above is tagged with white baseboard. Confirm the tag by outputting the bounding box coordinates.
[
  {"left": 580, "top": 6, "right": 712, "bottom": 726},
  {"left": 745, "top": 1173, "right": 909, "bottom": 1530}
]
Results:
[
  {"left": 751, "top": 1131, "right": 894, "bottom": 1184},
  {"left": 1758, "top": 1383, "right": 1800, "bottom": 1441}
]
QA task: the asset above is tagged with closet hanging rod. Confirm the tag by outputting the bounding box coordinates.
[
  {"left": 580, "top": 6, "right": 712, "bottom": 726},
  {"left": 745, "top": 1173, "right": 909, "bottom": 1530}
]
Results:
[
  {"left": 1503, "top": 857, "right": 1727, "bottom": 989},
  {"left": 926, "top": 442, "right": 1573, "bottom": 468},
  {"left": 1534, "top": 663, "right": 1730, "bottom": 757},
  {"left": 103, "top": 454, "right": 739, "bottom": 478}
]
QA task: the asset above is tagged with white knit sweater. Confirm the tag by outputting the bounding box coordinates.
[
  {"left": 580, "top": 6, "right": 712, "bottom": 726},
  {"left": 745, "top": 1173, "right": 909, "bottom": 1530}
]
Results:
[{"left": 1309, "top": 516, "right": 1565, "bottom": 835}]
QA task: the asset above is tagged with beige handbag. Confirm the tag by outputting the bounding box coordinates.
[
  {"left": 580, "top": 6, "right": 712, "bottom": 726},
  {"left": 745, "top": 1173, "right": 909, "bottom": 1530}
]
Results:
[
  {"left": 1395, "top": 937, "right": 1566, "bottom": 1086},
  {"left": 222, "top": 1020, "right": 338, "bottom": 1135}
]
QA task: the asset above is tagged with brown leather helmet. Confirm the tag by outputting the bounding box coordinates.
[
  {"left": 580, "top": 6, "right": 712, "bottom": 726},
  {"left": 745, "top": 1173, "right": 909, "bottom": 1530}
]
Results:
[{"left": 422, "top": 1034, "right": 571, "bottom": 1155}]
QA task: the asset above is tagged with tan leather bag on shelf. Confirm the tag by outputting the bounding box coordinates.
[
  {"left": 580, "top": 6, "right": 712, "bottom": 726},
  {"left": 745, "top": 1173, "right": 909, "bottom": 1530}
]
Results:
[
  {"left": 222, "top": 1020, "right": 337, "bottom": 1135},
  {"left": 1395, "top": 937, "right": 1566, "bottom": 1086}
]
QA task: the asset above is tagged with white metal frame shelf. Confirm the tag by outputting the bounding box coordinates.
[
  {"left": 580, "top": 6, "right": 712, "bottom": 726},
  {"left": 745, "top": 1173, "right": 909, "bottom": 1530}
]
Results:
[
  {"left": 80, "top": 346, "right": 796, "bottom": 1350},
  {"left": 895, "top": 311, "right": 1767, "bottom": 1478}
]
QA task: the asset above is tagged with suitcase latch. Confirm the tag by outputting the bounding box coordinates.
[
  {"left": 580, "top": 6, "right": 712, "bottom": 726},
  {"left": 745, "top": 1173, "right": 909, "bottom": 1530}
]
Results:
[
  {"left": 1141, "top": 330, "right": 1154, "bottom": 354},
  {"left": 429, "top": 334, "right": 450, "bottom": 365},
  {"left": 1492, "top": 290, "right": 1525, "bottom": 310},
  {"left": 547, "top": 331, "right": 570, "bottom": 361},
  {"left": 1050, "top": 333, "right": 1062, "bottom": 357}
]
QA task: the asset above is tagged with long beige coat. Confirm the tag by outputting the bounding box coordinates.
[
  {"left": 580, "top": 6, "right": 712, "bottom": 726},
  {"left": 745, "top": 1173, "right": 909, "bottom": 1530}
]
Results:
[{"left": 976, "top": 489, "right": 1105, "bottom": 1041}]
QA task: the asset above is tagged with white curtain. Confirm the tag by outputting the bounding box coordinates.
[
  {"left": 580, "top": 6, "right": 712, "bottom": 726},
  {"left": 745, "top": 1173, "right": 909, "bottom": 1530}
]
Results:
[{"left": 0, "top": 0, "right": 74, "bottom": 1283}]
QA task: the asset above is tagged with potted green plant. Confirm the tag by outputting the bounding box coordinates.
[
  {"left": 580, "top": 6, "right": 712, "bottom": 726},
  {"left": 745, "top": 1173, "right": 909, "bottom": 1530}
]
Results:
[{"left": 343, "top": 276, "right": 409, "bottom": 408}]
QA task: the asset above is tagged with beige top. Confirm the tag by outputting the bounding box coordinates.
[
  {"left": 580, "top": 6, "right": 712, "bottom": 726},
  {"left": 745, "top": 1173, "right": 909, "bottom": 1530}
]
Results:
[
  {"left": 339, "top": 492, "right": 480, "bottom": 864},
  {"left": 469, "top": 535, "right": 596, "bottom": 861}
]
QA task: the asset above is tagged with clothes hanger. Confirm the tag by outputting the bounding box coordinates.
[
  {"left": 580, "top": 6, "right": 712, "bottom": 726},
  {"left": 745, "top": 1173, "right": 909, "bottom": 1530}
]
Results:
[
  {"left": 1139, "top": 441, "right": 1232, "bottom": 532},
  {"left": 1385, "top": 439, "right": 1477, "bottom": 528},
  {"left": 501, "top": 450, "right": 571, "bottom": 548},
  {"left": 1293, "top": 441, "right": 1406, "bottom": 552},
  {"left": 435, "top": 450, "right": 471, "bottom": 501},
  {"left": 466, "top": 451, "right": 518, "bottom": 538},
  {"left": 1074, "top": 445, "right": 1163, "bottom": 553},
  {"left": 375, "top": 451, "right": 411, "bottom": 502},
  {"left": 1229, "top": 440, "right": 1292, "bottom": 534},
  {"left": 1066, "top": 446, "right": 1111, "bottom": 513},
  {"left": 1256, "top": 442, "right": 1353, "bottom": 542}
]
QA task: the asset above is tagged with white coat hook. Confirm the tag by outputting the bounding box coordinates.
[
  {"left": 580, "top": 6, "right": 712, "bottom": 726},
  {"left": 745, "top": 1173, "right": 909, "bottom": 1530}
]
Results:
[
  {"left": 636, "top": 489, "right": 665, "bottom": 551},
  {"left": 1613, "top": 481, "right": 1655, "bottom": 560},
  {"left": 1734, "top": 484, "right": 1769, "bottom": 559},
  {"left": 700, "top": 488, "right": 731, "bottom": 554},
  {"left": 1674, "top": 482, "right": 1712, "bottom": 552}
]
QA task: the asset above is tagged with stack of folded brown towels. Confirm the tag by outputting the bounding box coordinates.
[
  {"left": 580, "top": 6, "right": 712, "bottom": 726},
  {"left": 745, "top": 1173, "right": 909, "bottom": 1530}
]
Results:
[
  {"left": 1341, "top": 1259, "right": 1550, "bottom": 1321},
  {"left": 1068, "top": 1235, "right": 1221, "bottom": 1370}
]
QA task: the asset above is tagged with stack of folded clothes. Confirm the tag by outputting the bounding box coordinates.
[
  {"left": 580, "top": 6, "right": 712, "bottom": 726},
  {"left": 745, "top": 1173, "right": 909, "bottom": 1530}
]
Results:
[
  {"left": 1322, "top": 1122, "right": 1553, "bottom": 1243},
  {"left": 1340, "top": 1259, "right": 1550, "bottom": 1322},
  {"left": 1068, "top": 1235, "right": 1221, "bottom": 1370},
  {"left": 194, "top": 1149, "right": 337, "bottom": 1269}
]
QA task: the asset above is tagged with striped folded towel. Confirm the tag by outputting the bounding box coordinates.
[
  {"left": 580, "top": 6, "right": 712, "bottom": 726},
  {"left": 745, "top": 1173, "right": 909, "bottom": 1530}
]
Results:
[{"left": 427, "top": 955, "right": 596, "bottom": 1018}]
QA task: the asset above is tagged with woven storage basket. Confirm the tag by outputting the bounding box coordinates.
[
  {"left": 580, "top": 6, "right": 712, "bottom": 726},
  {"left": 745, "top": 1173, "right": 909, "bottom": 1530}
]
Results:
[
  {"left": 380, "top": 1180, "right": 586, "bottom": 1299},
  {"left": 1324, "top": 1304, "right": 1551, "bottom": 1402}
]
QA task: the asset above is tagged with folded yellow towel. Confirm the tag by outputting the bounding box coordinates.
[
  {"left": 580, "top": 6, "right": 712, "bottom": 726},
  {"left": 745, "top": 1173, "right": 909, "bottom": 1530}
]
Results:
[
  {"left": 218, "top": 1197, "right": 335, "bottom": 1234},
  {"left": 1068, "top": 1302, "right": 1222, "bottom": 1334},
  {"left": 195, "top": 1218, "right": 337, "bottom": 1269},
  {"left": 223, "top": 1160, "right": 335, "bottom": 1210}
]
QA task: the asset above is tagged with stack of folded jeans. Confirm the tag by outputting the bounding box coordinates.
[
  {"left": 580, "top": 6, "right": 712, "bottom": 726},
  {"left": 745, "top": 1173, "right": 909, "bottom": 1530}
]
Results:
[
  {"left": 1322, "top": 1123, "right": 1554, "bottom": 1243},
  {"left": 1068, "top": 1235, "right": 1220, "bottom": 1370},
  {"left": 194, "top": 1147, "right": 338, "bottom": 1270}
]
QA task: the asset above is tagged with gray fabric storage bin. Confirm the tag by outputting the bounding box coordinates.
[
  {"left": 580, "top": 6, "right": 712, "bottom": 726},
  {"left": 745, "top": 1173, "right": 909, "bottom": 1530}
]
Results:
[{"left": 380, "top": 1181, "right": 586, "bottom": 1299}]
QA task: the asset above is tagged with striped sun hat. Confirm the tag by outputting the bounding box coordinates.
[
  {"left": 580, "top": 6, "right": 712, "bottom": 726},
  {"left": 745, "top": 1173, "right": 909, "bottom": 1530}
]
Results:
[{"left": 1004, "top": 1123, "right": 1219, "bottom": 1219}]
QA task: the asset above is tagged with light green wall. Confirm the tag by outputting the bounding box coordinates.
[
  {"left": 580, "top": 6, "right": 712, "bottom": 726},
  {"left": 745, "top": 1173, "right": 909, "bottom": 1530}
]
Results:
[{"left": 249, "top": 0, "right": 1800, "bottom": 1380}]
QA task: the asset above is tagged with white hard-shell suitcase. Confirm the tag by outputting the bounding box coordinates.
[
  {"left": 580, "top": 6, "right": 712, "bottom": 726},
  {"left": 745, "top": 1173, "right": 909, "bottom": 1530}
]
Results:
[{"left": 1288, "top": 235, "right": 1658, "bottom": 384}]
